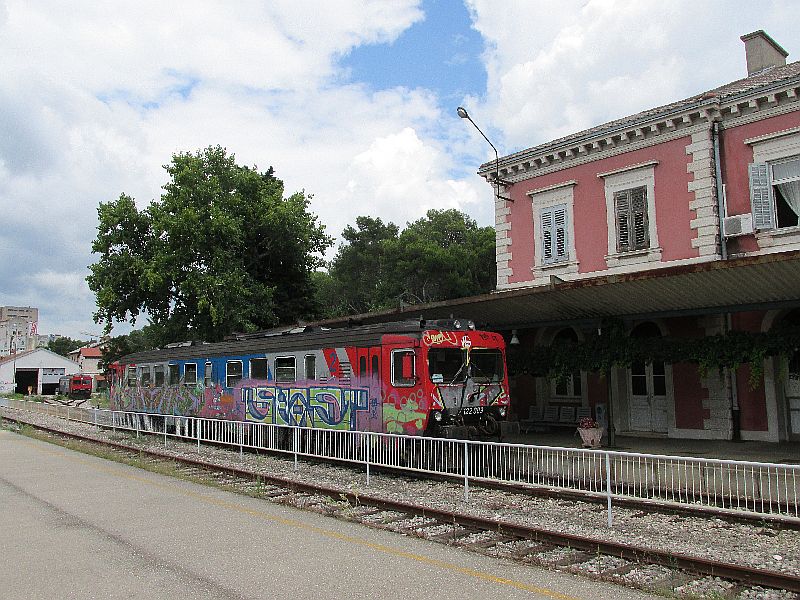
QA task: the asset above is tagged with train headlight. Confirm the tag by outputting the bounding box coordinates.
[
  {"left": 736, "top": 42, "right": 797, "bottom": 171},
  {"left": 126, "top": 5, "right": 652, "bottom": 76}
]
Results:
[
  {"left": 498, "top": 407, "right": 507, "bottom": 418},
  {"left": 433, "top": 410, "right": 443, "bottom": 422},
  {"left": 453, "top": 319, "right": 462, "bottom": 329}
]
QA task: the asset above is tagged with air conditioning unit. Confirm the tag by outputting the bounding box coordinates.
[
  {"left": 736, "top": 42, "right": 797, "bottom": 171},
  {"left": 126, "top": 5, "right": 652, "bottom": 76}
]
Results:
[{"left": 722, "top": 213, "right": 754, "bottom": 238}]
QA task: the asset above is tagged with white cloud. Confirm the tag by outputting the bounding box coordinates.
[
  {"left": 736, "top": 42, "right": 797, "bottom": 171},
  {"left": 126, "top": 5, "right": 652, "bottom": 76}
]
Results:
[
  {"left": 466, "top": 0, "right": 800, "bottom": 150},
  {"left": 2, "top": 0, "right": 798, "bottom": 339}
]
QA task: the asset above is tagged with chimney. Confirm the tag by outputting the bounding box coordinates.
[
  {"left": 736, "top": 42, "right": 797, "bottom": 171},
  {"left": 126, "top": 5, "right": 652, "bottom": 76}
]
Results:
[{"left": 741, "top": 30, "right": 788, "bottom": 76}]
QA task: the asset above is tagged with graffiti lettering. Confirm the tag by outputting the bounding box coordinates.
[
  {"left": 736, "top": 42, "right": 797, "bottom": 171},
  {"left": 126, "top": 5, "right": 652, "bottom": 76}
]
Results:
[
  {"left": 244, "top": 385, "right": 369, "bottom": 430},
  {"left": 422, "top": 331, "right": 459, "bottom": 347}
]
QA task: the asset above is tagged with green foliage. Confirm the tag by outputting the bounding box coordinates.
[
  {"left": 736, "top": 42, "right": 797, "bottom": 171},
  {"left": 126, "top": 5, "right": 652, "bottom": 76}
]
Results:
[
  {"left": 320, "top": 209, "right": 496, "bottom": 317},
  {"left": 100, "top": 325, "right": 165, "bottom": 367},
  {"left": 47, "top": 337, "right": 88, "bottom": 357},
  {"left": 509, "top": 318, "right": 800, "bottom": 387},
  {"left": 326, "top": 216, "right": 399, "bottom": 315},
  {"left": 88, "top": 146, "right": 332, "bottom": 342}
]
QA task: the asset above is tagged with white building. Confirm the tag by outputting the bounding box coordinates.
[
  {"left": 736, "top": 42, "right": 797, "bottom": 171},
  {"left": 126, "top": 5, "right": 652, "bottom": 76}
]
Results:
[
  {"left": 0, "top": 306, "right": 39, "bottom": 357},
  {"left": 0, "top": 347, "right": 80, "bottom": 395}
]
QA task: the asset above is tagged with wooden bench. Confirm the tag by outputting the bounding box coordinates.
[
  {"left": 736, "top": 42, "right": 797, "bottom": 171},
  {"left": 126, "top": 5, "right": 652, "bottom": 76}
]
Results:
[{"left": 520, "top": 405, "right": 591, "bottom": 432}]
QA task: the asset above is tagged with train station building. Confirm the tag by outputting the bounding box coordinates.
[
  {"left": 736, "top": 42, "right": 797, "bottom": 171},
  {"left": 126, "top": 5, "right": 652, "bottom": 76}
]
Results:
[{"left": 316, "top": 31, "right": 800, "bottom": 445}]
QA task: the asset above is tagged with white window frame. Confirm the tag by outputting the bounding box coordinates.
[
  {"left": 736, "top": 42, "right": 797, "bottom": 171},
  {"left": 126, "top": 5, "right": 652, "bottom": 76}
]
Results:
[
  {"left": 304, "top": 354, "right": 316, "bottom": 381},
  {"left": 599, "top": 161, "right": 662, "bottom": 268},
  {"left": 226, "top": 360, "right": 243, "bottom": 389},
  {"left": 138, "top": 365, "right": 152, "bottom": 385},
  {"left": 183, "top": 363, "right": 198, "bottom": 385},
  {"left": 391, "top": 348, "right": 416, "bottom": 387},
  {"left": 747, "top": 128, "right": 800, "bottom": 249},
  {"left": 275, "top": 356, "right": 296, "bottom": 383},
  {"left": 126, "top": 366, "right": 137, "bottom": 387},
  {"left": 529, "top": 181, "right": 579, "bottom": 279},
  {"left": 204, "top": 362, "right": 213, "bottom": 387}
]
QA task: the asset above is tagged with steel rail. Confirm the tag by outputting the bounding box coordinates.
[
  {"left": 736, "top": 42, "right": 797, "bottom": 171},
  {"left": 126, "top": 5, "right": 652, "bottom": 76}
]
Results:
[{"left": 4, "top": 413, "right": 799, "bottom": 594}]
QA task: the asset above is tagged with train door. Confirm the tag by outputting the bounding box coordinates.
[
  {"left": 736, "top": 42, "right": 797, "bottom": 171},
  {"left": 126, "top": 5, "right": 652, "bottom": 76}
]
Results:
[{"left": 382, "top": 342, "right": 426, "bottom": 435}]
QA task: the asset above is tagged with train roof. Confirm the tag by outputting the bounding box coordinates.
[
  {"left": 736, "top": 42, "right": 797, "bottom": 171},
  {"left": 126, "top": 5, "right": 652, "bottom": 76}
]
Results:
[{"left": 118, "top": 318, "right": 488, "bottom": 364}]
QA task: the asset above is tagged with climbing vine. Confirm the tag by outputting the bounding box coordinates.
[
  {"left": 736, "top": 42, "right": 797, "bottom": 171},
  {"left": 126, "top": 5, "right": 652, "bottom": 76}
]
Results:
[{"left": 507, "top": 318, "right": 800, "bottom": 387}]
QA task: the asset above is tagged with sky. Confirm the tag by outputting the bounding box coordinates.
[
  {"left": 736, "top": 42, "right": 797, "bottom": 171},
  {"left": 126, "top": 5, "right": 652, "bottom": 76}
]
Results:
[{"left": 0, "top": 0, "right": 798, "bottom": 340}]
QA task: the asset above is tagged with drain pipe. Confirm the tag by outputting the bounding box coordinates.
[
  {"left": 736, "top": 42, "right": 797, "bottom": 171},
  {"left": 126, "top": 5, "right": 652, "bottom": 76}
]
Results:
[
  {"left": 713, "top": 121, "right": 741, "bottom": 441},
  {"left": 713, "top": 121, "right": 728, "bottom": 261}
]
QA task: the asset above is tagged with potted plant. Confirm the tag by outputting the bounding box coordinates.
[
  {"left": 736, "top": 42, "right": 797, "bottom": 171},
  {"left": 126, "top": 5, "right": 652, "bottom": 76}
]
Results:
[{"left": 577, "top": 416, "right": 603, "bottom": 449}]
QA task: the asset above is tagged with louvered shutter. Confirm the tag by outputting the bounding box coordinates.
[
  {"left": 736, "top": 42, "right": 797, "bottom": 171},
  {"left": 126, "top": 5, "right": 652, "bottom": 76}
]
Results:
[
  {"left": 615, "top": 187, "right": 648, "bottom": 252},
  {"left": 541, "top": 208, "right": 554, "bottom": 263},
  {"left": 630, "top": 187, "right": 649, "bottom": 249},
  {"left": 749, "top": 162, "right": 774, "bottom": 230},
  {"left": 554, "top": 205, "right": 568, "bottom": 261},
  {"left": 615, "top": 190, "right": 631, "bottom": 252}
]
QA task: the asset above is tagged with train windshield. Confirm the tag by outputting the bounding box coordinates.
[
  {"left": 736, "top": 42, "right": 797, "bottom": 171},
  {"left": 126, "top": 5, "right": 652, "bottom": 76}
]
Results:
[{"left": 428, "top": 348, "right": 504, "bottom": 384}]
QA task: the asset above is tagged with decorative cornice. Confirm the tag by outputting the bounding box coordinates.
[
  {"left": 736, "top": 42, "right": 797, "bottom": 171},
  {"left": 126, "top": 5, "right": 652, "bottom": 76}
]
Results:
[
  {"left": 744, "top": 126, "right": 800, "bottom": 146},
  {"left": 480, "top": 76, "right": 800, "bottom": 186},
  {"left": 597, "top": 160, "right": 659, "bottom": 179},
  {"left": 526, "top": 180, "right": 577, "bottom": 196}
]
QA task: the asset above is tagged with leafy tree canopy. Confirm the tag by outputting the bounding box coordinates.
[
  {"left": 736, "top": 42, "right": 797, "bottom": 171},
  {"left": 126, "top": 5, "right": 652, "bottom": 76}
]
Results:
[
  {"left": 100, "top": 325, "right": 164, "bottom": 367},
  {"left": 47, "top": 337, "right": 88, "bottom": 357},
  {"left": 319, "top": 209, "right": 495, "bottom": 317},
  {"left": 88, "top": 146, "right": 332, "bottom": 342}
]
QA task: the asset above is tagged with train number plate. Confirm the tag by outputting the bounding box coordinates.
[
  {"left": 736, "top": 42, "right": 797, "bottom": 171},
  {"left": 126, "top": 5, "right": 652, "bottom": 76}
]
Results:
[{"left": 460, "top": 406, "right": 485, "bottom": 416}]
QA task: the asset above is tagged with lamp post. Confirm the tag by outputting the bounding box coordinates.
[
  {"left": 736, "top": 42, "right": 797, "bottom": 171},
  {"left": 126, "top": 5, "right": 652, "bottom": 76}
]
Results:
[
  {"left": 457, "top": 106, "right": 512, "bottom": 203},
  {"left": 10, "top": 333, "right": 17, "bottom": 395}
]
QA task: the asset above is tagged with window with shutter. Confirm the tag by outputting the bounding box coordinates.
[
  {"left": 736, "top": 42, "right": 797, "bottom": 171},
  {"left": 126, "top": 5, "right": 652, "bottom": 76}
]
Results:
[
  {"left": 540, "top": 204, "right": 569, "bottom": 264},
  {"left": 614, "top": 187, "right": 649, "bottom": 252},
  {"left": 749, "top": 162, "right": 774, "bottom": 230}
]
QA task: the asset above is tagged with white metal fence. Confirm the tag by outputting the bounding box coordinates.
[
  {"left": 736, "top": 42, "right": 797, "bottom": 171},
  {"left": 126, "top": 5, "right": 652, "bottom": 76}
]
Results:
[{"left": 2, "top": 397, "right": 798, "bottom": 526}]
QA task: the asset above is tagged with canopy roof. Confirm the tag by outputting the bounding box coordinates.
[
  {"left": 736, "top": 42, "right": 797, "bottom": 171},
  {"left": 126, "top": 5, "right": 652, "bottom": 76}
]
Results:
[{"left": 312, "top": 251, "right": 800, "bottom": 331}]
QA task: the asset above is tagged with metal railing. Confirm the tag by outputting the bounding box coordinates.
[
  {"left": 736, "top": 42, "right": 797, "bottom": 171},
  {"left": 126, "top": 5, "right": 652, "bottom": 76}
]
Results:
[{"left": 2, "top": 397, "right": 798, "bottom": 526}]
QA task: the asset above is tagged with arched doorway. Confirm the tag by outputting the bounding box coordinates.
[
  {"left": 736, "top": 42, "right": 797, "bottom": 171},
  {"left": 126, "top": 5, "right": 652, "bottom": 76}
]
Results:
[{"left": 628, "top": 322, "right": 669, "bottom": 433}]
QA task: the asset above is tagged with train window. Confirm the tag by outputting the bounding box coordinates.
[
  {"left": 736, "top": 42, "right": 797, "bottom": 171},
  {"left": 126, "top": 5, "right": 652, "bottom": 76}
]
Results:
[
  {"left": 139, "top": 366, "right": 151, "bottom": 385},
  {"left": 372, "top": 355, "right": 379, "bottom": 376},
  {"left": 275, "top": 357, "right": 296, "bottom": 382},
  {"left": 204, "top": 362, "right": 213, "bottom": 387},
  {"left": 154, "top": 365, "right": 165, "bottom": 386},
  {"left": 126, "top": 366, "right": 136, "bottom": 387},
  {"left": 304, "top": 355, "right": 316, "bottom": 380},
  {"left": 184, "top": 363, "right": 197, "bottom": 385},
  {"left": 169, "top": 364, "right": 180, "bottom": 385},
  {"left": 250, "top": 358, "right": 267, "bottom": 380},
  {"left": 226, "top": 360, "right": 243, "bottom": 388},
  {"left": 391, "top": 349, "right": 416, "bottom": 387}
]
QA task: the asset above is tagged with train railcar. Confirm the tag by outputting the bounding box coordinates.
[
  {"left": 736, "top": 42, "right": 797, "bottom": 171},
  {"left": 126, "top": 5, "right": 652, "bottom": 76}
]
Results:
[
  {"left": 58, "top": 374, "right": 93, "bottom": 399},
  {"left": 109, "top": 319, "right": 510, "bottom": 438}
]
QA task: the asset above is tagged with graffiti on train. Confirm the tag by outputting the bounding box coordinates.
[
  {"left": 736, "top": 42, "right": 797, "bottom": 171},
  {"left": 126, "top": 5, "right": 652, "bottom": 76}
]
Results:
[
  {"left": 112, "top": 381, "right": 378, "bottom": 431},
  {"left": 243, "top": 385, "right": 370, "bottom": 430}
]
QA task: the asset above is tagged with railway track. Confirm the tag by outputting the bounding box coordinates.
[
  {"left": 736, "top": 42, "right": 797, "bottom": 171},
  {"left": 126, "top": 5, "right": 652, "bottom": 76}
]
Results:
[{"left": 2, "top": 410, "right": 798, "bottom": 598}]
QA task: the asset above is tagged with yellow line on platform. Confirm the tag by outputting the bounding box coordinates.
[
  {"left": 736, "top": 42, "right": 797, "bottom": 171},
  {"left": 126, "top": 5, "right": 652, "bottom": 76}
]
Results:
[{"left": 15, "top": 434, "right": 582, "bottom": 600}]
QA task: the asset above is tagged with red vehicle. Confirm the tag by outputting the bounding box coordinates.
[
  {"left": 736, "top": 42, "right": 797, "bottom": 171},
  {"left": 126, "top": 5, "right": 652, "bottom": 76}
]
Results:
[
  {"left": 109, "top": 319, "right": 511, "bottom": 438},
  {"left": 58, "top": 374, "right": 93, "bottom": 399}
]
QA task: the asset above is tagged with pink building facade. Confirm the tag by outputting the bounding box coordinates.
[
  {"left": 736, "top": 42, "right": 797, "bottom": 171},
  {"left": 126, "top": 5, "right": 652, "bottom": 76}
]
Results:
[{"left": 486, "top": 32, "right": 800, "bottom": 442}]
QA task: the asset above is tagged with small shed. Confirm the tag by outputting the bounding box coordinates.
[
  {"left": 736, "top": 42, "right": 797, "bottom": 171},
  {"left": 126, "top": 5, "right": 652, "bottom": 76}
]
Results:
[{"left": 0, "top": 348, "right": 80, "bottom": 395}]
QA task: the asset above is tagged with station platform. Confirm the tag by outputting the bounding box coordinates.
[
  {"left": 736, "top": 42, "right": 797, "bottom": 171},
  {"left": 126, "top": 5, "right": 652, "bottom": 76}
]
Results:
[{"left": 502, "top": 429, "right": 800, "bottom": 465}]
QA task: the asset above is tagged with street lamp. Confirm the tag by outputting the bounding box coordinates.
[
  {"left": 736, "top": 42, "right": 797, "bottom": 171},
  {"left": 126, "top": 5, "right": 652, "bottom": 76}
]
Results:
[{"left": 457, "top": 106, "right": 513, "bottom": 202}]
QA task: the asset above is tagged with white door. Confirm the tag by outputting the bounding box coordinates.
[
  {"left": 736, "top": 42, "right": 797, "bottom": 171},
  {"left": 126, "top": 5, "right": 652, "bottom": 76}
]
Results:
[
  {"left": 629, "top": 361, "right": 668, "bottom": 433},
  {"left": 786, "top": 352, "right": 800, "bottom": 439}
]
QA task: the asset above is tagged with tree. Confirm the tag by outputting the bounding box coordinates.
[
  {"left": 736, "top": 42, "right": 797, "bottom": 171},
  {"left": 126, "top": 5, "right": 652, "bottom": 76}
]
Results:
[
  {"left": 47, "top": 337, "right": 88, "bottom": 357},
  {"left": 383, "top": 209, "right": 496, "bottom": 305},
  {"left": 319, "top": 209, "right": 496, "bottom": 317},
  {"left": 100, "top": 326, "right": 163, "bottom": 367},
  {"left": 327, "top": 216, "right": 399, "bottom": 314},
  {"left": 88, "top": 146, "right": 332, "bottom": 342}
]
